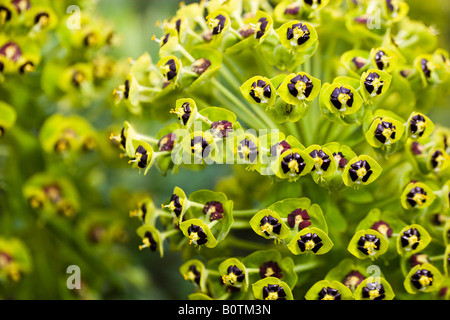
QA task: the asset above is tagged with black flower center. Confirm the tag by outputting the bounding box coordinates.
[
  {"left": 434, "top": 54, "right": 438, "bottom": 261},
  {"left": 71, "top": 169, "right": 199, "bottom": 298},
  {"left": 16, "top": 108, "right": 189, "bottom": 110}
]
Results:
[
  {"left": 0, "top": 6, "right": 12, "bottom": 25},
  {"left": 259, "top": 215, "right": 281, "bottom": 236},
  {"left": 208, "top": 14, "right": 226, "bottom": 35},
  {"left": 237, "top": 138, "right": 258, "bottom": 163},
  {"left": 222, "top": 265, "right": 245, "bottom": 286},
  {"left": 287, "top": 74, "right": 313, "bottom": 99},
  {"left": 362, "top": 282, "right": 385, "bottom": 300},
  {"left": 184, "top": 265, "right": 201, "bottom": 285},
  {"left": 34, "top": 12, "right": 50, "bottom": 26},
  {"left": 163, "top": 59, "right": 177, "bottom": 81},
  {"left": 364, "top": 72, "right": 384, "bottom": 96},
  {"left": 410, "top": 114, "right": 427, "bottom": 137},
  {"left": 168, "top": 194, "right": 182, "bottom": 217},
  {"left": 255, "top": 17, "right": 268, "bottom": 39},
  {"left": 281, "top": 152, "right": 306, "bottom": 175},
  {"left": 297, "top": 232, "right": 323, "bottom": 253},
  {"left": 139, "top": 231, "right": 157, "bottom": 251},
  {"left": 318, "top": 287, "right": 341, "bottom": 300},
  {"left": 188, "top": 224, "right": 208, "bottom": 246},
  {"left": 406, "top": 186, "right": 428, "bottom": 207},
  {"left": 357, "top": 234, "right": 381, "bottom": 256},
  {"left": 349, "top": 160, "right": 373, "bottom": 183},
  {"left": 400, "top": 228, "right": 422, "bottom": 250},
  {"left": 330, "top": 86, "right": 354, "bottom": 110},
  {"left": 411, "top": 269, "right": 434, "bottom": 290},
  {"left": 132, "top": 145, "right": 149, "bottom": 169},
  {"left": 263, "top": 284, "right": 286, "bottom": 300},
  {"left": 286, "top": 23, "right": 310, "bottom": 46},
  {"left": 19, "top": 61, "right": 34, "bottom": 74},
  {"left": 375, "top": 50, "right": 389, "bottom": 70},
  {"left": 310, "top": 149, "right": 331, "bottom": 173},
  {"left": 421, "top": 58, "right": 432, "bottom": 78},
  {"left": 431, "top": 150, "right": 445, "bottom": 169},
  {"left": 250, "top": 79, "right": 272, "bottom": 103},
  {"left": 191, "top": 136, "right": 210, "bottom": 157},
  {"left": 375, "top": 120, "right": 396, "bottom": 144}
]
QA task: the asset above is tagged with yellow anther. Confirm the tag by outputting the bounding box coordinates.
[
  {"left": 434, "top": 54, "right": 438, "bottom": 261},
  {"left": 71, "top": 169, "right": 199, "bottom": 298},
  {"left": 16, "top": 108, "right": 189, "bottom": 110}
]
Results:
[{"left": 265, "top": 291, "right": 279, "bottom": 300}]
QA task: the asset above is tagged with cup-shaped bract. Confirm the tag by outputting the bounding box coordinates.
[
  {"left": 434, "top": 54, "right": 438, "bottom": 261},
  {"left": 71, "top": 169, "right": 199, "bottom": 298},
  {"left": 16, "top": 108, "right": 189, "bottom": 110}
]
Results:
[
  {"left": 219, "top": 258, "right": 248, "bottom": 291},
  {"left": 287, "top": 227, "right": 333, "bottom": 255},
  {"left": 400, "top": 181, "right": 436, "bottom": 210},
  {"left": 347, "top": 229, "right": 389, "bottom": 260},
  {"left": 353, "top": 277, "right": 395, "bottom": 300},
  {"left": 180, "top": 218, "right": 218, "bottom": 249},
  {"left": 249, "top": 209, "right": 290, "bottom": 241},
  {"left": 397, "top": 224, "right": 431, "bottom": 256},
  {"left": 404, "top": 263, "right": 443, "bottom": 294}
]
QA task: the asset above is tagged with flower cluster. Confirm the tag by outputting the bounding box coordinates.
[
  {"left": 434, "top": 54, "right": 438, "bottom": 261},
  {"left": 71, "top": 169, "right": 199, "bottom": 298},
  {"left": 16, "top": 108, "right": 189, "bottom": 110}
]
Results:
[{"left": 114, "top": 0, "right": 450, "bottom": 301}]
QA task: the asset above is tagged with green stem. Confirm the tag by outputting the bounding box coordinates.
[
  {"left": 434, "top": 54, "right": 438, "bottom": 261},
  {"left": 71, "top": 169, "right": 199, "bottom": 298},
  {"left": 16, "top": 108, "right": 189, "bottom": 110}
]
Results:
[
  {"left": 429, "top": 254, "right": 446, "bottom": 261},
  {"left": 230, "top": 219, "right": 251, "bottom": 229},
  {"left": 219, "top": 67, "right": 280, "bottom": 130},
  {"left": 212, "top": 78, "right": 267, "bottom": 129},
  {"left": 225, "top": 236, "right": 270, "bottom": 251},
  {"left": 233, "top": 209, "right": 260, "bottom": 217},
  {"left": 293, "top": 260, "right": 322, "bottom": 273}
]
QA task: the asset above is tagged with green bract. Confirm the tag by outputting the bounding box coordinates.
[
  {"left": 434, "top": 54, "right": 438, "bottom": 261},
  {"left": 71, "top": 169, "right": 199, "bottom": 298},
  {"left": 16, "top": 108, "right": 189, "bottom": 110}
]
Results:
[
  {"left": 404, "top": 263, "right": 443, "bottom": 294},
  {"left": 249, "top": 209, "right": 290, "bottom": 241},
  {"left": 252, "top": 277, "right": 294, "bottom": 300},
  {"left": 353, "top": 277, "right": 395, "bottom": 300},
  {"left": 287, "top": 227, "right": 333, "bottom": 255},
  {"left": 342, "top": 155, "right": 382, "bottom": 187},
  {"left": 347, "top": 229, "right": 389, "bottom": 260},
  {"left": 396, "top": 224, "right": 431, "bottom": 256}
]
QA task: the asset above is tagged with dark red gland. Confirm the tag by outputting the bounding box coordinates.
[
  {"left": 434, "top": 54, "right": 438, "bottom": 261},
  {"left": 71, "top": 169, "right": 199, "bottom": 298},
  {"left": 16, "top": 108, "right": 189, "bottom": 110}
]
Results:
[
  {"left": 287, "top": 208, "right": 311, "bottom": 230},
  {"left": 0, "top": 42, "right": 22, "bottom": 62},
  {"left": 259, "top": 261, "right": 283, "bottom": 279},
  {"left": 371, "top": 220, "right": 393, "bottom": 238},
  {"left": 270, "top": 140, "right": 291, "bottom": 157},
  {"left": 211, "top": 120, "right": 233, "bottom": 138},
  {"left": 333, "top": 152, "right": 348, "bottom": 169},
  {"left": 203, "top": 201, "right": 224, "bottom": 221},
  {"left": 158, "top": 133, "right": 176, "bottom": 151}
]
